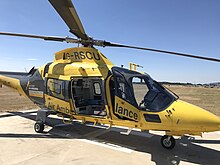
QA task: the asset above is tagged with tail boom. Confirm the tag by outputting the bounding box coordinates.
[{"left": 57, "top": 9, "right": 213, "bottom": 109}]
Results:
[{"left": 0, "top": 75, "right": 27, "bottom": 97}]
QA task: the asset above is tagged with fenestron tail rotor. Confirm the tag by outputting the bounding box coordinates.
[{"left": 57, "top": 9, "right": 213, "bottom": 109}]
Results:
[{"left": 0, "top": 0, "right": 220, "bottom": 63}]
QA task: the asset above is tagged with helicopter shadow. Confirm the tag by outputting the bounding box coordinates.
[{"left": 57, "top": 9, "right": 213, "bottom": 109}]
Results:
[
  {"left": 2, "top": 111, "right": 220, "bottom": 165},
  {"left": 43, "top": 122, "right": 220, "bottom": 165}
]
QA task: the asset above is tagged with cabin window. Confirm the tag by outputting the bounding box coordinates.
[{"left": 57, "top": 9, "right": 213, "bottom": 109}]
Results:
[
  {"left": 47, "top": 79, "right": 66, "bottom": 100},
  {"left": 93, "top": 82, "right": 101, "bottom": 95}
]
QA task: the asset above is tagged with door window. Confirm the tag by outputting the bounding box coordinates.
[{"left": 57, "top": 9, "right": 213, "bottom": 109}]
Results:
[
  {"left": 132, "top": 77, "right": 149, "bottom": 106},
  {"left": 113, "top": 70, "right": 137, "bottom": 106}
]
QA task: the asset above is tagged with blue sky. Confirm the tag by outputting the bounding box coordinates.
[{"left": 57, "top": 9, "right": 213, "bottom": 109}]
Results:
[{"left": 0, "top": 0, "right": 220, "bottom": 83}]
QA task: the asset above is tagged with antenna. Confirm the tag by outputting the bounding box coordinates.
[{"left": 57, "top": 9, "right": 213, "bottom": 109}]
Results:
[{"left": 129, "top": 63, "right": 143, "bottom": 71}]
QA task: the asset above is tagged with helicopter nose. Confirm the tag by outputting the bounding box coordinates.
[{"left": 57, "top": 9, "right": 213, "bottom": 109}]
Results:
[
  {"left": 194, "top": 112, "right": 220, "bottom": 132},
  {"left": 205, "top": 116, "right": 220, "bottom": 131},
  {"left": 173, "top": 100, "right": 220, "bottom": 132},
  {"left": 199, "top": 109, "right": 220, "bottom": 128}
]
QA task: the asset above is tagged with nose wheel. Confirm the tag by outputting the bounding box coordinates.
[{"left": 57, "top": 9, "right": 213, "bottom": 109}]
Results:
[{"left": 161, "top": 135, "right": 175, "bottom": 149}]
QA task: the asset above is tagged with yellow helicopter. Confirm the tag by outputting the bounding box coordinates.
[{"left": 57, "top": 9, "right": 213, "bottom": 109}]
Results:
[{"left": 0, "top": 0, "right": 220, "bottom": 149}]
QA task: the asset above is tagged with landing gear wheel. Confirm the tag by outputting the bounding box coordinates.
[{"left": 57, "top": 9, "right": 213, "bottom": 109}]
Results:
[
  {"left": 34, "top": 122, "right": 44, "bottom": 133},
  {"left": 161, "top": 135, "right": 175, "bottom": 149}
]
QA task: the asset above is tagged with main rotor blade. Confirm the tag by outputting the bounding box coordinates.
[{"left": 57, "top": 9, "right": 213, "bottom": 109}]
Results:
[
  {"left": 104, "top": 42, "right": 220, "bottom": 63},
  {"left": 49, "top": 0, "right": 88, "bottom": 40},
  {"left": 0, "top": 32, "right": 66, "bottom": 42},
  {"left": 0, "top": 32, "right": 79, "bottom": 43}
]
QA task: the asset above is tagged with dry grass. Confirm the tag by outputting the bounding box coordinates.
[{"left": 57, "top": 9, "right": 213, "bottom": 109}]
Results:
[
  {"left": 0, "top": 86, "right": 38, "bottom": 113},
  {"left": 166, "top": 85, "right": 220, "bottom": 117},
  {"left": 0, "top": 85, "right": 219, "bottom": 117}
]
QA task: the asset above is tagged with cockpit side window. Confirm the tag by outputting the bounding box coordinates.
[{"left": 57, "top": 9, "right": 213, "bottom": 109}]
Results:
[
  {"left": 112, "top": 67, "right": 176, "bottom": 112},
  {"left": 141, "top": 79, "right": 175, "bottom": 112},
  {"left": 132, "top": 77, "right": 149, "bottom": 107}
]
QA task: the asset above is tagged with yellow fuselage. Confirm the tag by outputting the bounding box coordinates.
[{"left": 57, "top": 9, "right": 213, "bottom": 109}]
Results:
[{"left": 0, "top": 47, "right": 220, "bottom": 137}]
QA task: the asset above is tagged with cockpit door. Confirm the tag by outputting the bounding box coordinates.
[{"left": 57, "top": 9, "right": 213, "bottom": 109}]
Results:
[
  {"left": 111, "top": 67, "right": 140, "bottom": 121},
  {"left": 110, "top": 66, "right": 177, "bottom": 127}
]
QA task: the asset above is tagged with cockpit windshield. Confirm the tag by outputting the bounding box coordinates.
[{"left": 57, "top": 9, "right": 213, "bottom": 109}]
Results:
[{"left": 112, "top": 67, "right": 177, "bottom": 112}]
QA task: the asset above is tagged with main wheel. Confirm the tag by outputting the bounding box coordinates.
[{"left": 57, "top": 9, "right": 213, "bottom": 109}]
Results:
[
  {"left": 34, "top": 122, "right": 44, "bottom": 133},
  {"left": 161, "top": 135, "right": 175, "bottom": 149}
]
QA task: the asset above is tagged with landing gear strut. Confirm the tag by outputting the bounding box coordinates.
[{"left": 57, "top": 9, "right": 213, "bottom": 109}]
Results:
[
  {"left": 34, "top": 109, "right": 54, "bottom": 133},
  {"left": 161, "top": 135, "right": 175, "bottom": 149}
]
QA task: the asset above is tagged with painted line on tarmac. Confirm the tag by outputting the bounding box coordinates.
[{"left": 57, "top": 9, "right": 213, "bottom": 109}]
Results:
[
  {"left": 78, "top": 139, "right": 135, "bottom": 153},
  {"left": 86, "top": 124, "right": 154, "bottom": 138},
  {"left": 216, "top": 131, "right": 220, "bottom": 135}
]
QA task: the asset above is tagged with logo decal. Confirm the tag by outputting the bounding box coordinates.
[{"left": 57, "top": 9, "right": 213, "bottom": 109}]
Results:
[
  {"left": 63, "top": 51, "right": 101, "bottom": 60},
  {"left": 115, "top": 103, "right": 138, "bottom": 121}
]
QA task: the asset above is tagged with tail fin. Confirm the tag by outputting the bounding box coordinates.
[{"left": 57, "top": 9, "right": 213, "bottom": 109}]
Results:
[{"left": 27, "top": 66, "right": 37, "bottom": 75}]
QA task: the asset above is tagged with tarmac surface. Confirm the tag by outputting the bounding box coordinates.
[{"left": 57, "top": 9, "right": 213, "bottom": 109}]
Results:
[{"left": 0, "top": 110, "right": 220, "bottom": 165}]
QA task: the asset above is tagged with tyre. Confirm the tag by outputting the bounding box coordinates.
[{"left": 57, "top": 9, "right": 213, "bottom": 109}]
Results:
[
  {"left": 34, "top": 122, "right": 44, "bottom": 133},
  {"left": 161, "top": 135, "right": 175, "bottom": 149}
]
